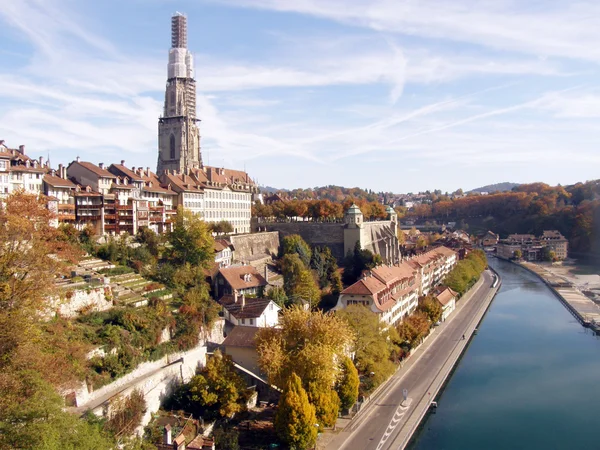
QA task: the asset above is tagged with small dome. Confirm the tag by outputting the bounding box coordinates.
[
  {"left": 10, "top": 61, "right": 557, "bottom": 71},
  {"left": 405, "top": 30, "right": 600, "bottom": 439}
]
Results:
[{"left": 386, "top": 205, "right": 395, "bottom": 213}]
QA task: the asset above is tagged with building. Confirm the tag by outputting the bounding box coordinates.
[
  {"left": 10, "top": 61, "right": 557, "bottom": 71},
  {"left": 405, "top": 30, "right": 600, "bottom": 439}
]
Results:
[
  {"left": 481, "top": 230, "right": 499, "bottom": 247},
  {"left": 218, "top": 293, "right": 280, "bottom": 328},
  {"left": 334, "top": 246, "right": 458, "bottom": 325},
  {"left": 214, "top": 265, "right": 269, "bottom": 298},
  {"left": 214, "top": 239, "right": 233, "bottom": 267},
  {"left": 334, "top": 261, "right": 419, "bottom": 326},
  {"left": 497, "top": 230, "right": 568, "bottom": 261},
  {"left": 261, "top": 203, "right": 400, "bottom": 264},
  {"left": 434, "top": 286, "right": 457, "bottom": 321},
  {"left": 222, "top": 326, "right": 262, "bottom": 376},
  {"left": 157, "top": 13, "right": 202, "bottom": 175}
]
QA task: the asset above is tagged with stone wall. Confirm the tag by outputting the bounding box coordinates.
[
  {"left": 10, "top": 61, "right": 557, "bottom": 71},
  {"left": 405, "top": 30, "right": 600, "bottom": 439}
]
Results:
[
  {"left": 69, "top": 319, "right": 226, "bottom": 434},
  {"left": 231, "top": 232, "right": 280, "bottom": 271},
  {"left": 263, "top": 222, "right": 346, "bottom": 260},
  {"left": 362, "top": 221, "right": 400, "bottom": 264},
  {"left": 48, "top": 285, "right": 113, "bottom": 318}
]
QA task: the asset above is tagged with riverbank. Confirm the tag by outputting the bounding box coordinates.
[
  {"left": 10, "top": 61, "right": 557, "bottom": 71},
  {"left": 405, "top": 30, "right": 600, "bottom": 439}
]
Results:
[
  {"left": 516, "top": 261, "right": 600, "bottom": 331},
  {"left": 321, "top": 269, "right": 500, "bottom": 450}
]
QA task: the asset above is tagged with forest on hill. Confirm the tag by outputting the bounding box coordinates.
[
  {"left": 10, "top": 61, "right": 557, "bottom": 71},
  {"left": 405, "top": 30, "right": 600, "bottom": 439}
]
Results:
[
  {"left": 405, "top": 181, "right": 600, "bottom": 257},
  {"left": 468, "top": 182, "right": 520, "bottom": 193}
]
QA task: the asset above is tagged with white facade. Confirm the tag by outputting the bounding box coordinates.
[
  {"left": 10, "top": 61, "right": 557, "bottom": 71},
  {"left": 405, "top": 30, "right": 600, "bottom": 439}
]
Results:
[{"left": 203, "top": 187, "right": 252, "bottom": 234}]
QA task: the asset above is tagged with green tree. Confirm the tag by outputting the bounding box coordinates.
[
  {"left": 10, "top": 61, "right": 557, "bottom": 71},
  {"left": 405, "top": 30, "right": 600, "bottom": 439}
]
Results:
[
  {"left": 266, "top": 286, "right": 289, "bottom": 308},
  {"left": 336, "top": 357, "right": 359, "bottom": 411},
  {"left": 275, "top": 373, "right": 318, "bottom": 450},
  {"left": 136, "top": 227, "right": 161, "bottom": 257},
  {"left": 167, "top": 206, "right": 215, "bottom": 267},
  {"left": 342, "top": 242, "right": 382, "bottom": 285},
  {"left": 282, "top": 234, "right": 312, "bottom": 267},
  {"left": 167, "top": 350, "right": 249, "bottom": 419},
  {"left": 210, "top": 220, "right": 234, "bottom": 235},
  {"left": 281, "top": 254, "right": 321, "bottom": 307},
  {"left": 513, "top": 249, "right": 523, "bottom": 260},
  {"left": 212, "top": 426, "right": 239, "bottom": 450},
  {"left": 0, "top": 371, "right": 114, "bottom": 450},
  {"left": 336, "top": 305, "right": 396, "bottom": 391}
]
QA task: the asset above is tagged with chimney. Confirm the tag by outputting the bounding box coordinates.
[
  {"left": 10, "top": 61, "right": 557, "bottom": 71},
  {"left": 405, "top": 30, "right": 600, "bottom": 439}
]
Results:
[
  {"left": 264, "top": 265, "right": 269, "bottom": 283},
  {"left": 121, "top": 160, "right": 125, "bottom": 166},
  {"left": 0, "top": 140, "right": 4, "bottom": 146},
  {"left": 241, "top": 293, "right": 245, "bottom": 308},
  {"left": 98, "top": 162, "right": 104, "bottom": 170},
  {"left": 146, "top": 167, "right": 150, "bottom": 176},
  {"left": 234, "top": 290, "right": 238, "bottom": 304},
  {"left": 76, "top": 156, "right": 81, "bottom": 163},
  {"left": 18, "top": 145, "right": 25, "bottom": 155},
  {"left": 39, "top": 156, "right": 44, "bottom": 167},
  {"left": 163, "top": 424, "right": 172, "bottom": 445}
]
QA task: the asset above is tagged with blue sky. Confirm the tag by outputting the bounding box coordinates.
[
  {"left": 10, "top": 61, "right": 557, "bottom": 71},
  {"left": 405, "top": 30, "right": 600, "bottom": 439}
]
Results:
[{"left": 1, "top": 0, "right": 600, "bottom": 193}]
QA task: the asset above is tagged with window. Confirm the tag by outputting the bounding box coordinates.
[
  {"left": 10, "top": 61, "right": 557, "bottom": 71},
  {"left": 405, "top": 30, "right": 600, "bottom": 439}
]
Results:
[
  {"left": 169, "top": 134, "right": 176, "bottom": 159},
  {"left": 0, "top": 161, "right": 5, "bottom": 170},
  {"left": 250, "top": 318, "right": 254, "bottom": 325}
]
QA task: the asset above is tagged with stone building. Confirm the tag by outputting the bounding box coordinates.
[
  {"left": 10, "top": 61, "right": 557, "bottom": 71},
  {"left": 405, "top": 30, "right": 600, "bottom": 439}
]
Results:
[
  {"left": 261, "top": 203, "right": 401, "bottom": 264},
  {"left": 157, "top": 13, "right": 202, "bottom": 175}
]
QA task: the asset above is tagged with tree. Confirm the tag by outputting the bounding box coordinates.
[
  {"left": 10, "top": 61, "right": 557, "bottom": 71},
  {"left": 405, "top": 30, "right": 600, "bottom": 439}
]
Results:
[
  {"left": 342, "top": 242, "right": 383, "bottom": 286},
  {"left": 167, "top": 350, "right": 249, "bottom": 419},
  {"left": 307, "top": 383, "right": 340, "bottom": 428},
  {"left": 282, "top": 234, "right": 312, "bottom": 267},
  {"left": 0, "top": 370, "right": 114, "bottom": 450},
  {"left": 337, "top": 357, "right": 359, "bottom": 411},
  {"left": 210, "top": 220, "right": 234, "bottom": 235},
  {"left": 136, "top": 227, "right": 161, "bottom": 257},
  {"left": 104, "top": 389, "right": 146, "bottom": 437},
  {"left": 167, "top": 207, "right": 214, "bottom": 268},
  {"left": 281, "top": 254, "right": 321, "bottom": 307},
  {"left": 397, "top": 311, "right": 431, "bottom": 349},
  {"left": 417, "top": 296, "right": 442, "bottom": 324},
  {"left": 266, "top": 286, "right": 289, "bottom": 308},
  {"left": 336, "top": 305, "right": 397, "bottom": 390},
  {"left": 275, "top": 373, "right": 318, "bottom": 450},
  {"left": 212, "top": 426, "right": 239, "bottom": 450},
  {"left": 255, "top": 307, "right": 352, "bottom": 390},
  {"left": 513, "top": 249, "right": 523, "bottom": 260}
]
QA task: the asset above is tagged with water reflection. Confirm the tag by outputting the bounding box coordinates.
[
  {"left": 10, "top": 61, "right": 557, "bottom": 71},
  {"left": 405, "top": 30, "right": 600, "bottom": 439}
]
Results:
[{"left": 409, "top": 259, "right": 600, "bottom": 450}]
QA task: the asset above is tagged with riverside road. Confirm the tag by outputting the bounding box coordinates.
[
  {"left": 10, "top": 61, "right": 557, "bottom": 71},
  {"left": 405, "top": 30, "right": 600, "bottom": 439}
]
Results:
[{"left": 325, "top": 270, "right": 495, "bottom": 450}]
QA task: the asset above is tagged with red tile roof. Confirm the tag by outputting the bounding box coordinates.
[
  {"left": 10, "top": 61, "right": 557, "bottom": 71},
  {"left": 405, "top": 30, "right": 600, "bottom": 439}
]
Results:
[
  {"left": 43, "top": 174, "right": 76, "bottom": 188},
  {"left": 222, "top": 325, "right": 260, "bottom": 348},
  {"left": 74, "top": 161, "right": 115, "bottom": 178},
  {"left": 219, "top": 294, "right": 277, "bottom": 320},
  {"left": 219, "top": 265, "right": 268, "bottom": 291}
]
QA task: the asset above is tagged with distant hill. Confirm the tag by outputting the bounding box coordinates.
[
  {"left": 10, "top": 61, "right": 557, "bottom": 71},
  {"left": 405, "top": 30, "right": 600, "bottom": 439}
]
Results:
[
  {"left": 260, "top": 186, "right": 289, "bottom": 194},
  {"left": 468, "top": 182, "right": 520, "bottom": 193}
]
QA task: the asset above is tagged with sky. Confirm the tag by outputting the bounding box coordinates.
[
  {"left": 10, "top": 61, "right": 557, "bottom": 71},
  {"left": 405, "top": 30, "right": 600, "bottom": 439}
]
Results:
[{"left": 1, "top": 0, "right": 600, "bottom": 193}]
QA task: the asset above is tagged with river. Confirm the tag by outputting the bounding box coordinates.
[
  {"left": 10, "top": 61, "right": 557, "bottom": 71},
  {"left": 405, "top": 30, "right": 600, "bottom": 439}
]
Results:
[{"left": 408, "top": 258, "right": 600, "bottom": 449}]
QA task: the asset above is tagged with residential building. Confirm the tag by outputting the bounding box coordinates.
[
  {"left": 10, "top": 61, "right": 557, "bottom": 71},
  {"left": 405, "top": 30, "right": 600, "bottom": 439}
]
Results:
[
  {"left": 214, "top": 265, "right": 269, "bottom": 298},
  {"left": 481, "top": 230, "right": 499, "bottom": 247},
  {"left": 214, "top": 239, "right": 233, "bottom": 267},
  {"left": 334, "top": 246, "right": 458, "bottom": 325},
  {"left": 218, "top": 293, "right": 280, "bottom": 328},
  {"left": 497, "top": 230, "right": 568, "bottom": 261},
  {"left": 223, "top": 326, "right": 262, "bottom": 376},
  {"left": 434, "top": 286, "right": 457, "bottom": 321},
  {"left": 43, "top": 169, "right": 76, "bottom": 225}
]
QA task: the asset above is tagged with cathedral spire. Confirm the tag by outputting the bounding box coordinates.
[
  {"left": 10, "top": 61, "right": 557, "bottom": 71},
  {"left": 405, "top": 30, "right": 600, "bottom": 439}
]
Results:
[{"left": 157, "top": 13, "right": 202, "bottom": 175}]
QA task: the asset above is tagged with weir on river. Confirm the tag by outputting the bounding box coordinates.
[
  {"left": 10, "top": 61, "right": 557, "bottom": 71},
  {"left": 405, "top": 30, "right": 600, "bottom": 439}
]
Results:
[{"left": 408, "top": 258, "right": 600, "bottom": 449}]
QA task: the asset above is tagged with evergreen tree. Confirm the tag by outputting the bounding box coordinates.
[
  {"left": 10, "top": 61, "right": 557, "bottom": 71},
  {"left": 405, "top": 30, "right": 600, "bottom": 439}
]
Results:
[
  {"left": 275, "top": 373, "right": 318, "bottom": 450},
  {"left": 308, "top": 382, "right": 340, "bottom": 428},
  {"left": 337, "top": 357, "right": 359, "bottom": 411},
  {"left": 282, "top": 234, "right": 312, "bottom": 267}
]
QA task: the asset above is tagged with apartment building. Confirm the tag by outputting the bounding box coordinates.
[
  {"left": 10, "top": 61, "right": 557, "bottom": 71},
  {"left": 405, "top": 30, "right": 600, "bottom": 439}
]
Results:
[
  {"left": 334, "top": 246, "right": 458, "bottom": 326},
  {"left": 497, "top": 230, "right": 568, "bottom": 261}
]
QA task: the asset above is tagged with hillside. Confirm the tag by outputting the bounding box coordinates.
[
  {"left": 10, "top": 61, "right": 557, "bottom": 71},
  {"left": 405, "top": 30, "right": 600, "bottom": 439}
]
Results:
[{"left": 468, "top": 182, "right": 520, "bottom": 193}]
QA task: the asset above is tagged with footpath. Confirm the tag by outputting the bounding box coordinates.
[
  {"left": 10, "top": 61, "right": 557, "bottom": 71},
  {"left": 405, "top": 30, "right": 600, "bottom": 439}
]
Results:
[
  {"left": 518, "top": 261, "right": 600, "bottom": 331},
  {"left": 321, "top": 269, "right": 500, "bottom": 450}
]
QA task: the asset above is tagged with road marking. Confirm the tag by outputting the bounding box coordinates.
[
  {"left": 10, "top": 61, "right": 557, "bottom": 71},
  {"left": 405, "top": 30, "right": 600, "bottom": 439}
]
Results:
[{"left": 376, "top": 403, "right": 409, "bottom": 450}]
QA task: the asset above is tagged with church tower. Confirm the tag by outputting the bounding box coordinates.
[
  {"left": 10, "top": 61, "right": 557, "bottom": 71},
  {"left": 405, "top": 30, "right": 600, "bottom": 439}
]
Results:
[{"left": 157, "top": 13, "right": 202, "bottom": 175}]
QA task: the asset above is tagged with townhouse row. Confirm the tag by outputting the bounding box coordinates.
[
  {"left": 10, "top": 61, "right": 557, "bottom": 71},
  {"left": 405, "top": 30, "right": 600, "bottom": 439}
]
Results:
[
  {"left": 334, "top": 246, "right": 458, "bottom": 326},
  {"left": 0, "top": 142, "right": 258, "bottom": 236}
]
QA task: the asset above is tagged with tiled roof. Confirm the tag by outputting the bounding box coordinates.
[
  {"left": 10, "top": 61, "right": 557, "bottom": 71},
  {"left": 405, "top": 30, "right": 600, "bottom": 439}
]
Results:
[
  {"left": 223, "top": 325, "right": 260, "bottom": 348},
  {"left": 43, "top": 174, "right": 76, "bottom": 188},
  {"left": 108, "top": 164, "right": 145, "bottom": 182},
  {"left": 214, "top": 239, "right": 232, "bottom": 252},
  {"left": 219, "top": 295, "right": 275, "bottom": 320},
  {"left": 435, "top": 287, "right": 457, "bottom": 306},
  {"left": 219, "top": 265, "right": 268, "bottom": 291},
  {"left": 75, "top": 161, "right": 115, "bottom": 178}
]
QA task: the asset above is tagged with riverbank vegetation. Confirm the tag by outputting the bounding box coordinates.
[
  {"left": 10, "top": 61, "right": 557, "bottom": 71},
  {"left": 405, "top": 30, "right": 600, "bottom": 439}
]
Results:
[{"left": 443, "top": 250, "right": 488, "bottom": 296}]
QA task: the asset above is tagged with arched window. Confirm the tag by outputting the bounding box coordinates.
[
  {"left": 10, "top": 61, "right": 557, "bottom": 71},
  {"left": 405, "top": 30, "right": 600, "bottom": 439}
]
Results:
[{"left": 169, "top": 134, "right": 176, "bottom": 159}]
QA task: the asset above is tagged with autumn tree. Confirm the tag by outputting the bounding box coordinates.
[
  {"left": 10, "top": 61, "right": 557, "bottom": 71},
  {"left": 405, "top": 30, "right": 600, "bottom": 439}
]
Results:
[
  {"left": 266, "top": 286, "right": 289, "bottom": 308},
  {"left": 275, "top": 373, "right": 318, "bottom": 450},
  {"left": 104, "top": 389, "right": 146, "bottom": 437},
  {"left": 397, "top": 311, "right": 431, "bottom": 349},
  {"left": 513, "top": 249, "right": 523, "bottom": 260},
  {"left": 417, "top": 295, "right": 443, "bottom": 324},
  {"left": 255, "top": 307, "right": 352, "bottom": 390},
  {"left": 308, "top": 382, "right": 340, "bottom": 428},
  {"left": 167, "top": 206, "right": 215, "bottom": 268},
  {"left": 337, "top": 357, "right": 359, "bottom": 411}
]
